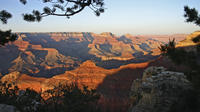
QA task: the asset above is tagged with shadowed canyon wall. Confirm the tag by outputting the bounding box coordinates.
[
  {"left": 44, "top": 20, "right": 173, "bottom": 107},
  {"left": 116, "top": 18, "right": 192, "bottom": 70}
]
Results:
[{"left": 0, "top": 32, "right": 189, "bottom": 112}]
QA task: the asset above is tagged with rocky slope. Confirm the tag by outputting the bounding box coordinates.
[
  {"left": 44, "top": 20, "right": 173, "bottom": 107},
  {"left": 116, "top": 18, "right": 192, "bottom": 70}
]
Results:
[
  {"left": 0, "top": 56, "right": 187, "bottom": 112},
  {"left": 0, "top": 60, "right": 145, "bottom": 112},
  {"left": 177, "top": 31, "right": 200, "bottom": 47},
  {"left": 176, "top": 31, "right": 200, "bottom": 53}
]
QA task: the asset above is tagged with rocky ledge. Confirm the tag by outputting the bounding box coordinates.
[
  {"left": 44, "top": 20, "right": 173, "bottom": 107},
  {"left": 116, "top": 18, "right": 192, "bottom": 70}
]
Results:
[{"left": 129, "top": 66, "right": 192, "bottom": 112}]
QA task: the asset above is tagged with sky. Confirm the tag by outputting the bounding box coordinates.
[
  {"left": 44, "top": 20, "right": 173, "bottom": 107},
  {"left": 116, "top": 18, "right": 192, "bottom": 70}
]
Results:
[{"left": 0, "top": 0, "right": 200, "bottom": 35}]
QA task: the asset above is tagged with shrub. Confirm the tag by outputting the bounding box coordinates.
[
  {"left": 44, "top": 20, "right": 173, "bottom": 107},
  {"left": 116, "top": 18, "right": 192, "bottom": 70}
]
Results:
[
  {"left": 0, "top": 82, "right": 100, "bottom": 112},
  {"left": 158, "top": 38, "right": 176, "bottom": 55},
  {"left": 43, "top": 83, "right": 100, "bottom": 112}
]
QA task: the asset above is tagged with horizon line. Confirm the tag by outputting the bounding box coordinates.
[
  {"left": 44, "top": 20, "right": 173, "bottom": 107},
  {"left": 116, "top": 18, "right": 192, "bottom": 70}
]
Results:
[{"left": 14, "top": 31, "right": 189, "bottom": 36}]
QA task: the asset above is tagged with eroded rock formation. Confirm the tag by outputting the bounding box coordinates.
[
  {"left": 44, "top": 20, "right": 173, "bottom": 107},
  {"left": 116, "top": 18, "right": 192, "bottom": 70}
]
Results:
[
  {"left": 0, "top": 32, "right": 166, "bottom": 76},
  {"left": 129, "top": 66, "right": 192, "bottom": 112}
]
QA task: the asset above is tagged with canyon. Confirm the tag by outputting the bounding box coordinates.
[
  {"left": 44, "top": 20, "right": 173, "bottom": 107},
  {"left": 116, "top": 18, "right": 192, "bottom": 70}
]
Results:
[
  {"left": 0, "top": 32, "right": 187, "bottom": 77},
  {"left": 0, "top": 32, "right": 189, "bottom": 112}
]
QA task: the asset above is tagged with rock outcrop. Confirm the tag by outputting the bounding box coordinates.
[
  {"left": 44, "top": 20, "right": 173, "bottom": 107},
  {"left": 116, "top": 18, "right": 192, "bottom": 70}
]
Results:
[{"left": 129, "top": 66, "right": 192, "bottom": 112}]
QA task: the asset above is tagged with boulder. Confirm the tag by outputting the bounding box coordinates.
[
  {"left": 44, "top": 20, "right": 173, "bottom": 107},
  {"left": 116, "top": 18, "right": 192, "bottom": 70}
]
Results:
[{"left": 129, "top": 66, "right": 192, "bottom": 112}]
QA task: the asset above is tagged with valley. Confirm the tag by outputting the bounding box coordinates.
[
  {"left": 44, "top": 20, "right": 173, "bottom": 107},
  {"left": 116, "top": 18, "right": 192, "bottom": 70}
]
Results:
[
  {"left": 0, "top": 32, "right": 167, "bottom": 77},
  {"left": 0, "top": 32, "right": 189, "bottom": 112}
]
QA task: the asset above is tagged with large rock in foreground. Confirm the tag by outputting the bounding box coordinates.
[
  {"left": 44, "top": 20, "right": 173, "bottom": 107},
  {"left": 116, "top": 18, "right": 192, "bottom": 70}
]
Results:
[{"left": 129, "top": 66, "right": 192, "bottom": 112}]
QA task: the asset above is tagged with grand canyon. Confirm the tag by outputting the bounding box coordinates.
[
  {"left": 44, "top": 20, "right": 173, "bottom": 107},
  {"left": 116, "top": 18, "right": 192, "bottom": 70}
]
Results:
[
  {"left": 1, "top": 0, "right": 200, "bottom": 112},
  {"left": 0, "top": 32, "right": 189, "bottom": 112},
  {"left": 0, "top": 32, "right": 187, "bottom": 76}
]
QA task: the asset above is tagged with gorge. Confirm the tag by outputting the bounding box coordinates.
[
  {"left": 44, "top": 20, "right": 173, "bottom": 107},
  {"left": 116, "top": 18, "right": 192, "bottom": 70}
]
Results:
[{"left": 0, "top": 32, "right": 189, "bottom": 112}]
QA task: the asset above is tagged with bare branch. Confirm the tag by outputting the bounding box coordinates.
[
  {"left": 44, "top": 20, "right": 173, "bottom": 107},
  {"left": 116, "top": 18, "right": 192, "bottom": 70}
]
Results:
[{"left": 23, "top": 0, "right": 105, "bottom": 22}]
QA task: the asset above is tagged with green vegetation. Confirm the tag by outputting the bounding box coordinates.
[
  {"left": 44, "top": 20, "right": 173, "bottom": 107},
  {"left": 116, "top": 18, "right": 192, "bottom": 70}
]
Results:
[
  {"left": 158, "top": 38, "right": 176, "bottom": 55},
  {"left": 0, "top": 30, "right": 17, "bottom": 46},
  {"left": 159, "top": 38, "right": 200, "bottom": 112},
  {"left": 43, "top": 83, "right": 100, "bottom": 112},
  {"left": 184, "top": 6, "right": 200, "bottom": 26},
  {"left": 159, "top": 38, "right": 199, "bottom": 67},
  {"left": 0, "top": 82, "right": 100, "bottom": 112}
]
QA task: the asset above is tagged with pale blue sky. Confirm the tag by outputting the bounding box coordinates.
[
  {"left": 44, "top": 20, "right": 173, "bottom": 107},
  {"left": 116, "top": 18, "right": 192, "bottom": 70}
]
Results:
[{"left": 0, "top": 0, "right": 200, "bottom": 35}]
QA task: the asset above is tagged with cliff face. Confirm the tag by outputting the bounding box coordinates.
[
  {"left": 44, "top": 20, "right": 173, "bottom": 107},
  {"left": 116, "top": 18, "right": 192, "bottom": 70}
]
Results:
[
  {"left": 176, "top": 31, "right": 200, "bottom": 53},
  {"left": 0, "top": 60, "right": 147, "bottom": 92},
  {"left": 1, "top": 60, "right": 151, "bottom": 112},
  {"left": 0, "top": 32, "right": 164, "bottom": 77},
  {"left": 0, "top": 32, "right": 189, "bottom": 112},
  {"left": 129, "top": 67, "right": 192, "bottom": 112},
  {"left": 177, "top": 31, "right": 200, "bottom": 47},
  {"left": 1, "top": 56, "right": 193, "bottom": 112},
  {"left": 42, "top": 60, "right": 113, "bottom": 91}
]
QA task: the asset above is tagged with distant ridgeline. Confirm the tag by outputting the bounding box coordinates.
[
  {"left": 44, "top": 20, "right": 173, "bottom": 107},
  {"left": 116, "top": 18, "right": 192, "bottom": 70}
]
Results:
[{"left": 0, "top": 32, "right": 185, "bottom": 77}]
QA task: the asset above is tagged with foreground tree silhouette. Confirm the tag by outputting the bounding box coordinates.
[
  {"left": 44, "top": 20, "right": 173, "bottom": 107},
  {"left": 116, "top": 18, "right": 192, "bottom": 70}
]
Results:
[
  {"left": 0, "top": 0, "right": 105, "bottom": 46},
  {"left": 1, "top": 0, "right": 104, "bottom": 22},
  {"left": 0, "top": 10, "right": 18, "bottom": 46},
  {"left": 0, "top": 30, "right": 17, "bottom": 46},
  {"left": 0, "top": 81, "right": 100, "bottom": 112},
  {"left": 184, "top": 6, "right": 200, "bottom": 26},
  {"left": 43, "top": 83, "right": 100, "bottom": 112},
  {"left": 21, "top": 0, "right": 105, "bottom": 22},
  {"left": 1, "top": 1, "right": 200, "bottom": 46}
]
